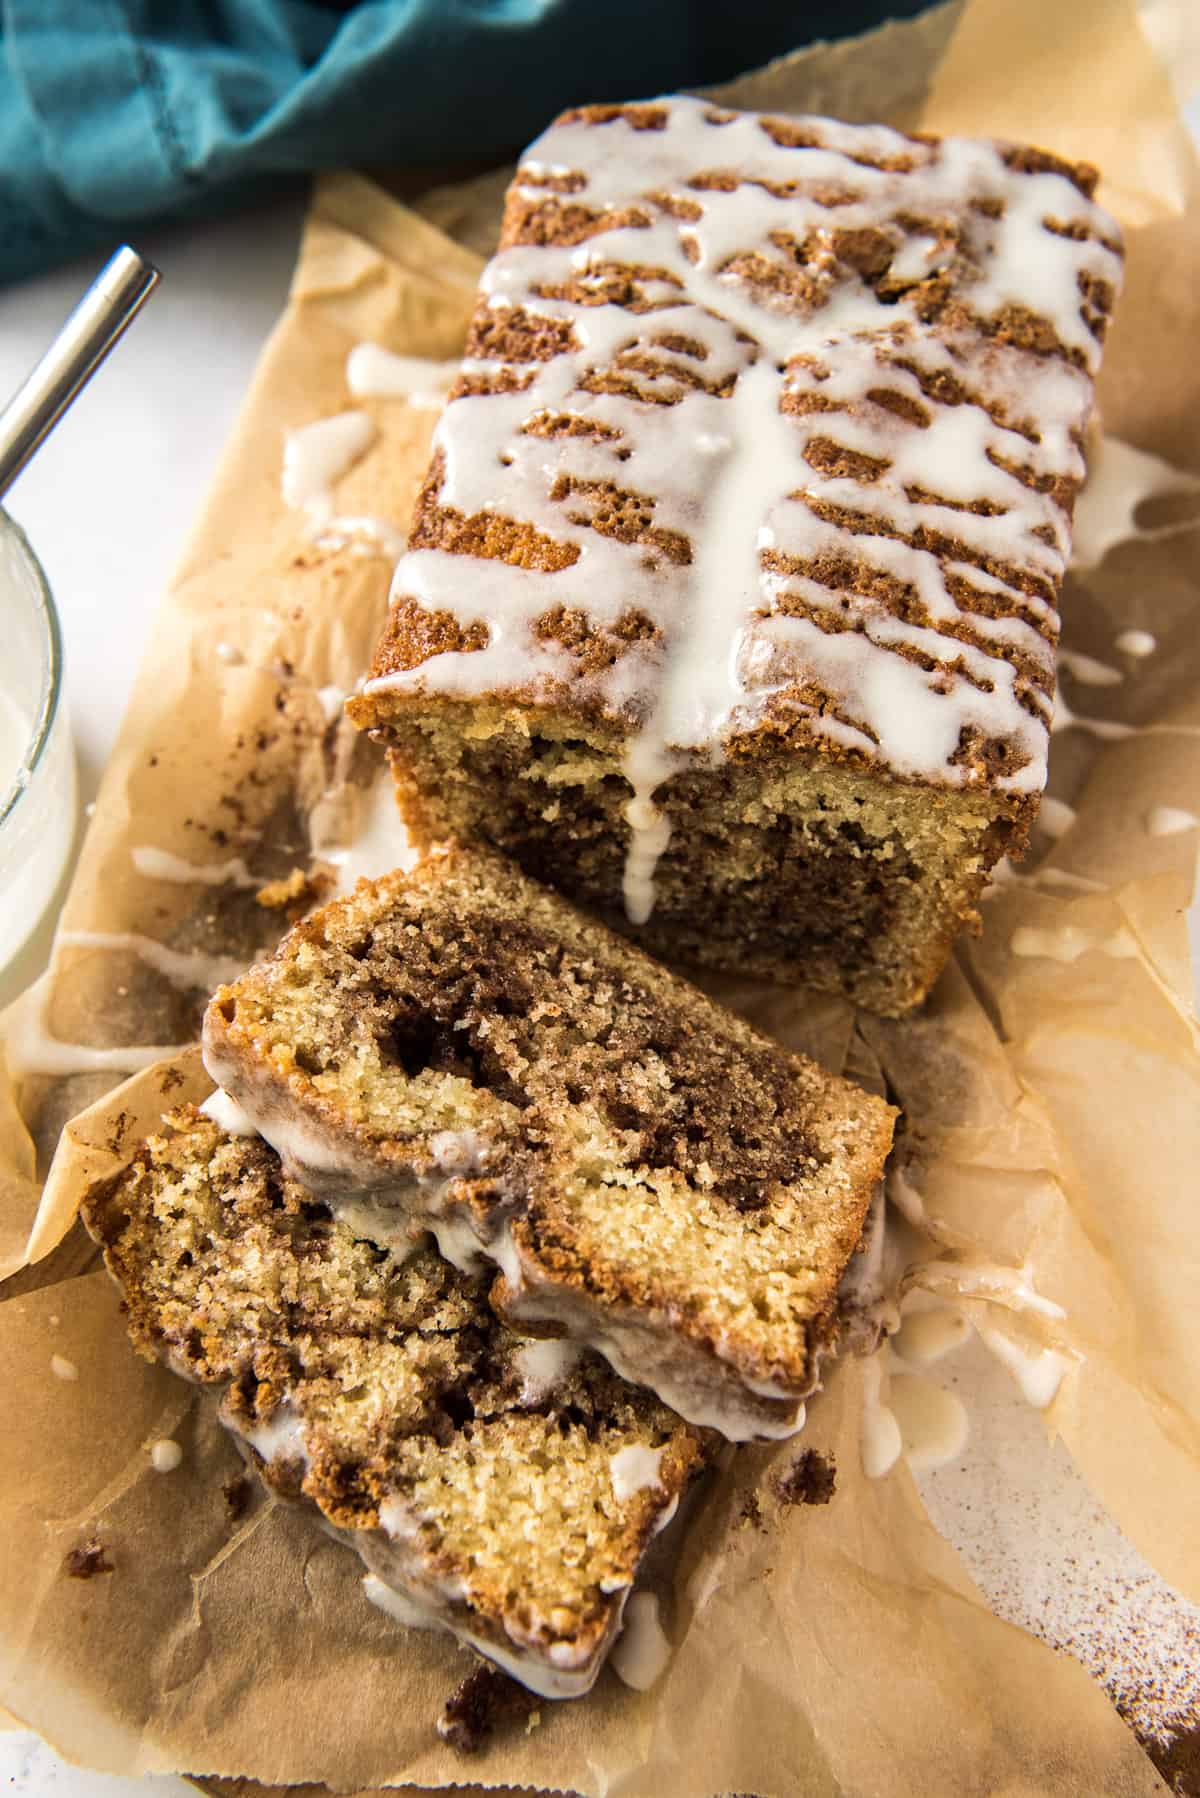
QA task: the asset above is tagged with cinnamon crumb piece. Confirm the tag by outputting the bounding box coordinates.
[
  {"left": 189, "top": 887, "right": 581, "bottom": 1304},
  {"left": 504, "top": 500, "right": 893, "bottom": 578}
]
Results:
[
  {"left": 64, "top": 1538, "right": 114, "bottom": 1579},
  {"left": 436, "top": 1659, "right": 539, "bottom": 1754},
  {"left": 255, "top": 865, "right": 333, "bottom": 915},
  {"left": 739, "top": 1490, "right": 765, "bottom": 1530},
  {"left": 222, "top": 1473, "right": 253, "bottom": 1521},
  {"left": 773, "top": 1448, "right": 837, "bottom": 1507}
]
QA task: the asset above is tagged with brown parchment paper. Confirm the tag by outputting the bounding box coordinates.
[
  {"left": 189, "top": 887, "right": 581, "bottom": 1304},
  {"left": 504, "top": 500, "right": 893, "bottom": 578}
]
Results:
[{"left": 1, "top": 0, "right": 1199, "bottom": 1792}]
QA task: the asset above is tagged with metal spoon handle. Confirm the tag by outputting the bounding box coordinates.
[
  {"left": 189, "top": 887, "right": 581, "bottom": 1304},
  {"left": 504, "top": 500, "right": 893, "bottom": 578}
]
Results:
[{"left": 0, "top": 246, "right": 160, "bottom": 503}]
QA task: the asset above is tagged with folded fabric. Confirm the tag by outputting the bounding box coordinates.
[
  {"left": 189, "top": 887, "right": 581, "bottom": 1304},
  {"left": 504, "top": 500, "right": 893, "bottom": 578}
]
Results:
[{"left": 0, "top": 0, "right": 930, "bottom": 286}]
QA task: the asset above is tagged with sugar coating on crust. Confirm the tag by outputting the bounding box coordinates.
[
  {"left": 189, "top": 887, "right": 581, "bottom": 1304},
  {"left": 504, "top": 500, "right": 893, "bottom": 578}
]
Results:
[
  {"left": 202, "top": 847, "right": 896, "bottom": 1435},
  {"left": 354, "top": 96, "right": 1122, "bottom": 916},
  {"left": 82, "top": 1108, "right": 711, "bottom": 1694}
]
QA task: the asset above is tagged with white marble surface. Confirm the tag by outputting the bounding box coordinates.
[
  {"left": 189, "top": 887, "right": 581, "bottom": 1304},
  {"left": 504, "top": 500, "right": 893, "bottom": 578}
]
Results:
[{"left": 0, "top": 1733, "right": 191, "bottom": 1798}]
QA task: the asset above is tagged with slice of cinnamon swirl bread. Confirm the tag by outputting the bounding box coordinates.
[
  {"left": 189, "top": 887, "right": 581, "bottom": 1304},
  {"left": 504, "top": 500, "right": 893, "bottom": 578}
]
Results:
[
  {"left": 202, "top": 846, "right": 896, "bottom": 1441},
  {"left": 82, "top": 1106, "right": 712, "bottom": 1699}
]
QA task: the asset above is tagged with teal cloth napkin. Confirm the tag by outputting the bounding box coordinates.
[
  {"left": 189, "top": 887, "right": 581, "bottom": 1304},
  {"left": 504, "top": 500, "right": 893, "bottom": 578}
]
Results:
[{"left": 0, "top": 1, "right": 928, "bottom": 285}]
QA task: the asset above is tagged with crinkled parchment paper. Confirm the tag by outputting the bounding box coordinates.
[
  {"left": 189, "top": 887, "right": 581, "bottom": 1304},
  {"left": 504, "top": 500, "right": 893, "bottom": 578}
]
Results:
[{"left": 2, "top": 0, "right": 1198, "bottom": 1792}]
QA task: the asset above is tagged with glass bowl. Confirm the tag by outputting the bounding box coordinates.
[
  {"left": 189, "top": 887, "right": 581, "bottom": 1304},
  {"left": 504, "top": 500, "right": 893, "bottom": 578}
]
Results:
[{"left": 0, "top": 509, "right": 76, "bottom": 981}]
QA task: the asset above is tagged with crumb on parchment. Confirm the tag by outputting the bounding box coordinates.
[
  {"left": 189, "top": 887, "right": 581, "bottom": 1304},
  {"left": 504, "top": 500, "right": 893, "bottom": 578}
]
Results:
[{"left": 64, "top": 1538, "right": 114, "bottom": 1579}]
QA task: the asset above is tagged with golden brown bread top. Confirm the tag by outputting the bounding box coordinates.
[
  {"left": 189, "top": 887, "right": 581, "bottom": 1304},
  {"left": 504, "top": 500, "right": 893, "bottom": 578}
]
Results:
[{"left": 353, "top": 97, "right": 1121, "bottom": 802}]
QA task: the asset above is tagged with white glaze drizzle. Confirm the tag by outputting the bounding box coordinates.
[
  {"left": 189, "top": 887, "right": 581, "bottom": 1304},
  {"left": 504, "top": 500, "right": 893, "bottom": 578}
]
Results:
[
  {"left": 1035, "top": 795, "right": 1076, "bottom": 839},
  {"left": 59, "top": 929, "right": 244, "bottom": 994},
  {"left": 313, "top": 772, "right": 417, "bottom": 896},
  {"left": 1069, "top": 434, "right": 1200, "bottom": 569},
  {"left": 1051, "top": 689, "right": 1200, "bottom": 743},
  {"left": 243, "top": 1120, "right": 494, "bottom": 1272},
  {"left": 312, "top": 513, "right": 407, "bottom": 561},
  {"left": 1010, "top": 924, "right": 1139, "bottom": 963},
  {"left": 512, "top": 1337, "right": 583, "bottom": 1404},
  {"left": 976, "top": 1324, "right": 1070, "bottom": 1409},
  {"left": 609, "top": 1443, "right": 665, "bottom": 1504},
  {"left": 245, "top": 1405, "right": 310, "bottom": 1467},
  {"left": 889, "top": 1370, "right": 969, "bottom": 1471},
  {"left": 50, "top": 1354, "right": 78, "bottom": 1382},
  {"left": 1050, "top": 691, "right": 1136, "bottom": 740},
  {"left": 891, "top": 1304, "right": 971, "bottom": 1368},
  {"left": 387, "top": 1580, "right": 601, "bottom": 1700},
  {"left": 360, "top": 1572, "right": 442, "bottom": 1632},
  {"left": 918, "top": 1259, "right": 1066, "bottom": 1320},
  {"left": 426, "top": 1211, "right": 489, "bottom": 1276},
  {"left": 282, "top": 410, "right": 375, "bottom": 520},
  {"left": 428, "top": 1128, "right": 487, "bottom": 1172},
  {"left": 837, "top": 1180, "right": 901, "bottom": 1339},
  {"left": 317, "top": 684, "right": 347, "bottom": 724},
  {"left": 885, "top": 1164, "right": 930, "bottom": 1231},
  {"left": 150, "top": 1438, "right": 183, "bottom": 1473},
  {"left": 199, "top": 1087, "right": 258, "bottom": 1136},
  {"left": 499, "top": 1274, "right": 808, "bottom": 1442},
  {"left": 879, "top": 1196, "right": 1072, "bottom": 1417},
  {"left": 132, "top": 845, "right": 261, "bottom": 888},
  {"left": 1058, "top": 648, "right": 1121, "bottom": 687},
  {"left": 1114, "top": 628, "right": 1156, "bottom": 657},
  {"left": 281, "top": 409, "right": 406, "bottom": 561},
  {"left": 346, "top": 343, "right": 460, "bottom": 408},
  {"left": 365, "top": 97, "right": 1120, "bottom": 920},
  {"left": 334, "top": 1195, "right": 425, "bottom": 1262},
  {"left": 1145, "top": 806, "right": 1198, "bottom": 837},
  {"left": 860, "top": 1352, "right": 901, "bottom": 1479},
  {"left": 981, "top": 858, "right": 1106, "bottom": 899},
  {"left": 610, "top": 1591, "right": 672, "bottom": 1691}
]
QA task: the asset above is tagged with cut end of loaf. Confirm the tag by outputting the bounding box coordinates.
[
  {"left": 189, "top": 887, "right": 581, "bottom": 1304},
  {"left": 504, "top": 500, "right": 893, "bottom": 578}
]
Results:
[
  {"left": 81, "top": 1106, "right": 712, "bottom": 1694},
  {"left": 202, "top": 846, "right": 895, "bottom": 1434}
]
